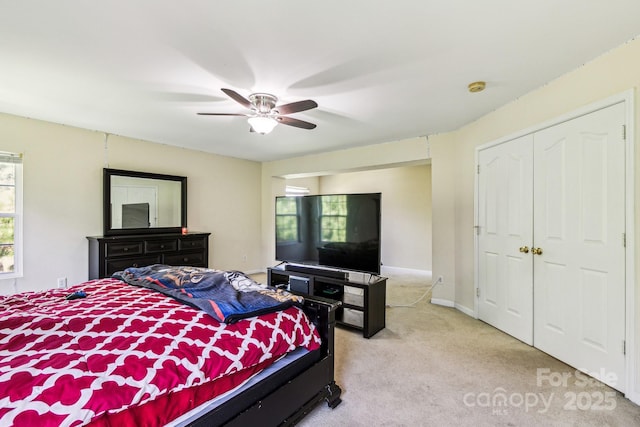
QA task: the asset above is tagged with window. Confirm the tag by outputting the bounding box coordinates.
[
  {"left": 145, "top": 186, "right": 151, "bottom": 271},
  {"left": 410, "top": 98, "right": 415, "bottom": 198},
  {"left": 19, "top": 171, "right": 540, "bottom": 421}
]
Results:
[
  {"left": 276, "top": 197, "right": 299, "bottom": 242},
  {"left": 320, "top": 195, "right": 347, "bottom": 242},
  {"left": 0, "top": 153, "right": 22, "bottom": 278}
]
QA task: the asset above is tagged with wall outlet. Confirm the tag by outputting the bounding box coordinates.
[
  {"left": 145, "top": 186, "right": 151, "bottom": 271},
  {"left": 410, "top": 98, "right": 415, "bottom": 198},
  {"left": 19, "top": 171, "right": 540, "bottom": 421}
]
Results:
[{"left": 57, "top": 277, "right": 67, "bottom": 289}]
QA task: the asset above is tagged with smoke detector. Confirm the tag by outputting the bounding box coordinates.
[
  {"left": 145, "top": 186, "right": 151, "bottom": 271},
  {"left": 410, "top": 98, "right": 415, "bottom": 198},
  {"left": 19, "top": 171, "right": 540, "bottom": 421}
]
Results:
[{"left": 468, "top": 81, "right": 486, "bottom": 93}]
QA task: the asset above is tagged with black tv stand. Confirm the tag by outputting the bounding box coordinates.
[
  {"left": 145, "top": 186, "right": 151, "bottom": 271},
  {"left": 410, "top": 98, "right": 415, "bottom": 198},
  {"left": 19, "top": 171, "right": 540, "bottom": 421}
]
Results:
[
  {"left": 284, "top": 264, "right": 348, "bottom": 280},
  {"left": 268, "top": 264, "right": 386, "bottom": 338}
]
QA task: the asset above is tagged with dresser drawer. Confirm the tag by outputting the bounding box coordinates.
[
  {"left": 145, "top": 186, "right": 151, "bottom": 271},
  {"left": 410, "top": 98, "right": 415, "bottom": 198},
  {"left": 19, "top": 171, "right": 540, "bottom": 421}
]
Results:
[
  {"left": 164, "top": 251, "right": 206, "bottom": 266},
  {"left": 178, "top": 237, "right": 207, "bottom": 250},
  {"left": 105, "top": 241, "right": 143, "bottom": 257},
  {"left": 105, "top": 255, "right": 161, "bottom": 276},
  {"left": 88, "top": 232, "right": 211, "bottom": 280},
  {"left": 145, "top": 239, "right": 178, "bottom": 253}
]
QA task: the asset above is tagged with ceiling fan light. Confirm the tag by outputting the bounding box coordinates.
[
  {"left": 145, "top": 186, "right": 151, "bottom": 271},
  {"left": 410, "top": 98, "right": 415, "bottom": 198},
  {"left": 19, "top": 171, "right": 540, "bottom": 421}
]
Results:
[{"left": 247, "top": 116, "right": 278, "bottom": 134}]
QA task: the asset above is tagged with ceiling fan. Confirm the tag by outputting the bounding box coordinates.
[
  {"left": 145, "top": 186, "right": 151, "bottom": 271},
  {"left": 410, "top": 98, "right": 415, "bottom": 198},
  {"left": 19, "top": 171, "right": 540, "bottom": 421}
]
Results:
[{"left": 197, "top": 88, "right": 318, "bottom": 134}]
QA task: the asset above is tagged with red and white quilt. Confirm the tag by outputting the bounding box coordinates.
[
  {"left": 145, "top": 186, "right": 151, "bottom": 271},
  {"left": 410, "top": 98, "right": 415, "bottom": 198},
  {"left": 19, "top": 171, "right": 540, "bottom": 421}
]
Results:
[{"left": 0, "top": 278, "right": 321, "bottom": 426}]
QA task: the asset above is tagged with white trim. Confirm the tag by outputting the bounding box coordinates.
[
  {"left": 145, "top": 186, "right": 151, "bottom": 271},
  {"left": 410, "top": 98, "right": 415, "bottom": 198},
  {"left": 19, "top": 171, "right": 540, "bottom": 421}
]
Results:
[
  {"left": 623, "top": 89, "right": 638, "bottom": 404},
  {"left": 455, "top": 303, "right": 475, "bottom": 318},
  {"left": 473, "top": 146, "right": 480, "bottom": 319},
  {"left": 381, "top": 265, "right": 432, "bottom": 279},
  {"left": 474, "top": 89, "right": 636, "bottom": 400},
  {"left": 0, "top": 158, "right": 23, "bottom": 280},
  {"left": 430, "top": 298, "right": 454, "bottom": 308}
]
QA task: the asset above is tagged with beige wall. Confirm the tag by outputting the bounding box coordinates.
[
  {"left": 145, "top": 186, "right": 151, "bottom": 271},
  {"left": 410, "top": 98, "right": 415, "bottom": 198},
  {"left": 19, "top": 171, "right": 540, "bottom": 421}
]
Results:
[
  {"left": 429, "top": 131, "right": 458, "bottom": 304},
  {"left": 319, "top": 165, "right": 432, "bottom": 271},
  {"left": 0, "top": 114, "right": 262, "bottom": 294},
  {"left": 430, "top": 37, "right": 640, "bottom": 402}
]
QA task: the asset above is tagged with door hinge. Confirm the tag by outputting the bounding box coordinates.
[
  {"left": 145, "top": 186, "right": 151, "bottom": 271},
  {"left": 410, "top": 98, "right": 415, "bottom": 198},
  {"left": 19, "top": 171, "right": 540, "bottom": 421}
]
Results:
[
  {"left": 623, "top": 340, "right": 626, "bottom": 355},
  {"left": 477, "top": 164, "right": 480, "bottom": 174},
  {"left": 474, "top": 225, "right": 481, "bottom": 235},
  {"left": 476, "top": 287, "right": 480, "bottom": 297},
  {"left": 623, "top": 233, "right": 626, "bottom": 248},
  {"left": 622, "top": 124, "right": 627, "bottom": 141}
]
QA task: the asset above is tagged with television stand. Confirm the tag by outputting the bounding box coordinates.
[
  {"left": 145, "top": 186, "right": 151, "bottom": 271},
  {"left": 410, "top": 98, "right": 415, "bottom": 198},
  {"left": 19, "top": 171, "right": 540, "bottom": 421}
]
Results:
[
  {"left": 284, "top": 263, "right": 348, "bottom": 280},
  {"left": 268, "top": 264, "right": 386, "bottom": 338}
]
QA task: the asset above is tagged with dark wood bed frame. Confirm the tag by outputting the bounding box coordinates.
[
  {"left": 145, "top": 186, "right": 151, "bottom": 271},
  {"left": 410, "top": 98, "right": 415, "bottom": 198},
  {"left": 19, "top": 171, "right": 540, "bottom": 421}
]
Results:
[{"left": 186, "top": 296, "right": 343, "bottom": 426}]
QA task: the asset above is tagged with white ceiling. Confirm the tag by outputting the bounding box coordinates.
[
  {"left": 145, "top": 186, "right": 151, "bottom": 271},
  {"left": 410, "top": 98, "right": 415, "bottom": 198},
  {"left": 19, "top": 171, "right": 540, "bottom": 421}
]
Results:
[{"left": 1, "top": 1, "right": 639, "bottom": 162}]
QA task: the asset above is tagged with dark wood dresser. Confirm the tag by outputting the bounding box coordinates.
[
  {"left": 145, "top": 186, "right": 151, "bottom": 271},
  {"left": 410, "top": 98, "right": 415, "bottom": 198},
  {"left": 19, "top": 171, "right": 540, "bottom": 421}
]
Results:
[{"left": 87, "top": 232, "right": 211, "bottom": 279}]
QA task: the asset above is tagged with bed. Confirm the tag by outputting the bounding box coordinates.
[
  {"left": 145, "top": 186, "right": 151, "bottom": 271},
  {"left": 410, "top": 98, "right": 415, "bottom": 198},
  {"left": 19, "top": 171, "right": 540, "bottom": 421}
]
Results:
[{"left": 0, "top": 265, "right": 341, "bottom": 426}]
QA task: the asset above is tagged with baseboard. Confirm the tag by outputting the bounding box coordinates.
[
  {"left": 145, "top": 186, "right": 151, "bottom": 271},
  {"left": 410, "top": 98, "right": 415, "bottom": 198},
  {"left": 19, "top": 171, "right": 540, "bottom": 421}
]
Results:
[
  {"left": 454, "top": 303, "right": 475, "bottom": 318},
  {"left": 430, "top": 298, "right": 454, "bottom": 307},
  {"left": 381, "top": 266, "right": 432, "bottom": 278},
  {"left": 625, "top": 388, "right": 640, "bottom": 406}
]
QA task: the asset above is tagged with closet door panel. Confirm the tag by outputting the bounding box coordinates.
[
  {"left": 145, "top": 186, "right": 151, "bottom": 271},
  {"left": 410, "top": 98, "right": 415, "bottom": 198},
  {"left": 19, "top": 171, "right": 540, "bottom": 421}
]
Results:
[
  {"left": 477, "top": 134, "right": 533, "bottom": 344},
  {"left": 533, "top": 103, "right": 626, "bottom": 391}
]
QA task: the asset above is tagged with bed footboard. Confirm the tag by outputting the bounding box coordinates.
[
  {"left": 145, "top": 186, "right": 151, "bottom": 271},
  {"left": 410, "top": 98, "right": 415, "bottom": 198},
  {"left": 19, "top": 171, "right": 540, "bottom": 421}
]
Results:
[{"left": 188, "top": 296, "right": 342, "bottom": 426}]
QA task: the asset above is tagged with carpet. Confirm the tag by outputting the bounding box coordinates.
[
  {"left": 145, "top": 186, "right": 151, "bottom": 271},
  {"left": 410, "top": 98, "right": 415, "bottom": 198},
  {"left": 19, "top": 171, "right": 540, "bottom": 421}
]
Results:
[{"left": 293, "top": 269, "right": 640, "bottom": 427}]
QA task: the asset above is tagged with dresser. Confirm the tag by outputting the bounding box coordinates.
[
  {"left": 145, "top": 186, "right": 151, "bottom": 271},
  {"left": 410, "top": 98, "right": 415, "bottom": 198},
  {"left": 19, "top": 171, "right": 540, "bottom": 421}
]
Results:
[{"left": 87, "top": 232, "right": 211, "bottom": 279}]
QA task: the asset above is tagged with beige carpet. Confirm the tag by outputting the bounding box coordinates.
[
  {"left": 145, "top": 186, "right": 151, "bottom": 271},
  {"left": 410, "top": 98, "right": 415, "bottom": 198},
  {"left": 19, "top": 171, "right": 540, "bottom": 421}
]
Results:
[{"left": 273, "top": 269, "right": 640, "bottom": 427}]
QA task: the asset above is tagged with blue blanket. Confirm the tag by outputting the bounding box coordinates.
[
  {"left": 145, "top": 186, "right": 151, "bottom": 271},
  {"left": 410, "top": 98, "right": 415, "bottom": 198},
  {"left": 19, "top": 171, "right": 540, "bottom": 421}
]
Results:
[{"left": 113, "top": 264, "right": 303, "bottom": 323}]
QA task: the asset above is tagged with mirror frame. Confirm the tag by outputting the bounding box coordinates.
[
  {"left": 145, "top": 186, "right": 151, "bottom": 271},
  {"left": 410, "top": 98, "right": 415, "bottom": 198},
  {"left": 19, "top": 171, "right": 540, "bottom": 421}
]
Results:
[{"left": 103, "top": 168, "right": 187, "bottom": 236}]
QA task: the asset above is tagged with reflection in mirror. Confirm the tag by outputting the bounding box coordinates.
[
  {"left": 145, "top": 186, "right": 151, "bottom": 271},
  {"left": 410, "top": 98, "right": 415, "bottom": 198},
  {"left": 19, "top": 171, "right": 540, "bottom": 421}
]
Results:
[
  {"left": 111, "top": 175, "right": 182, "bottom": 229},
  {"left": 121, "top": 203, "right": 150, "bottom": 228},
  {"left": 104, "top": 169, "right": 187, "bottom": 235}
]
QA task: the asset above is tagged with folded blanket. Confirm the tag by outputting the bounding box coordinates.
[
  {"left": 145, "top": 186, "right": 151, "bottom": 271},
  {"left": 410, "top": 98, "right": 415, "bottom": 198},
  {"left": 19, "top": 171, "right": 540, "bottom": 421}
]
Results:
[{"left": 113, "top": 264, "right": 303, "bottom": 323}]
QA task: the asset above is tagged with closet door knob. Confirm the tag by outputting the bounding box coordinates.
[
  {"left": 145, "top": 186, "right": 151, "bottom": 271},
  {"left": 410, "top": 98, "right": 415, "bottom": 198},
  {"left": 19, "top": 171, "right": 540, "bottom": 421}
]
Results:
[
  {"left": 532, "top": 247, "right": 543, "bottom": 255},
  {"left": 519, "top": 246, "right": 530, "bottom": 254}
]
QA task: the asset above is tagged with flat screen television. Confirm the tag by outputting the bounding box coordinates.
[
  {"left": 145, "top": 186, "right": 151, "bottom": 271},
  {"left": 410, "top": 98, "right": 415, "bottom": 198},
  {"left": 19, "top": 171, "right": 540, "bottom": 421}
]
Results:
[
  {"left": 122, "top": 203, "right": 150, "bottom": 228},
  {"left": 275, "top": 193, "right": 381, "bottom": 274}
]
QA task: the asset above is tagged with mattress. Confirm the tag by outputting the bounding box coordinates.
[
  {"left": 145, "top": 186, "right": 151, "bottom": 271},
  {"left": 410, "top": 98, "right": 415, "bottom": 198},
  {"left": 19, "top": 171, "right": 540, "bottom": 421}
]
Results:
[{"left": 0, "top": 278, "right": 321, "bottom": 426}]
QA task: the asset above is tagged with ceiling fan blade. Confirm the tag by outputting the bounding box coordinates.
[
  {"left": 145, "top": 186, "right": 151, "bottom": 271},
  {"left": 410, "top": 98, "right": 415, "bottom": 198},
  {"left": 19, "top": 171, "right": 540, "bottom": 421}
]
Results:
[
  {"left": 197, "top": 113, "right": 247, "bottom": 116},
  {"left": 276, "top": 99, "right": 318, "bottom": 115},
  {"left": 277, "top": 116, "right": 317, "bottom": 130},
  {"left": 221, "top": 88, "right": 252, "bottom": 109}
]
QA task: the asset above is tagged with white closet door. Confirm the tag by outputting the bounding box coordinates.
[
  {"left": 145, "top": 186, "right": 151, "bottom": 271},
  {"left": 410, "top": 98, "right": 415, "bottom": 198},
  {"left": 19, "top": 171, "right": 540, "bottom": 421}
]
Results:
[
  {"left": 478, "top": 134, "right": 534, "bottom": 344},
  {"left": 533, "top": 103, "right": 626, "bottom": 391}
]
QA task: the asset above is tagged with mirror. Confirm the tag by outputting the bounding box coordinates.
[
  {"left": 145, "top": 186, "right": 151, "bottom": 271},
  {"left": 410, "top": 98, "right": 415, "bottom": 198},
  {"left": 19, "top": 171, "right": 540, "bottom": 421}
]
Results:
[{"left": 103, "top": 168, "right": 187, "bottom": 235}]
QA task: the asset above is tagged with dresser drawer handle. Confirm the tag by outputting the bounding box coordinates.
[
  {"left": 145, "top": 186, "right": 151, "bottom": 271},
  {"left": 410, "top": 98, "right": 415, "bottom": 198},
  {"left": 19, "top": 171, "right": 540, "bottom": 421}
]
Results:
[
  {"left": 160, "top": 244, "right": 165, "bottom": 249},
  {"left": 132, "top": 263, "right": 139, "bottom": 267},
  {"left": 183, "top": 257, "right": 189, "bottom": 262},
  {"left": 123, "top": 247, "right": 129, "bottom": 252}
]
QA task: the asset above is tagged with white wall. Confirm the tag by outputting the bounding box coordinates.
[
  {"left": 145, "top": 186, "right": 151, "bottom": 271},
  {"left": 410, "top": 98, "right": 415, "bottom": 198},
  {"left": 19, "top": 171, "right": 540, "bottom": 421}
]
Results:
[
  {"left": 430, "top": 36, "right": 640, "bottom": 402},
  {"left": 0, "top": 114, "right": 262, "bottom": 294},
  {"left": 319, "top": 165, "right": 432, "bottom": 271}
]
